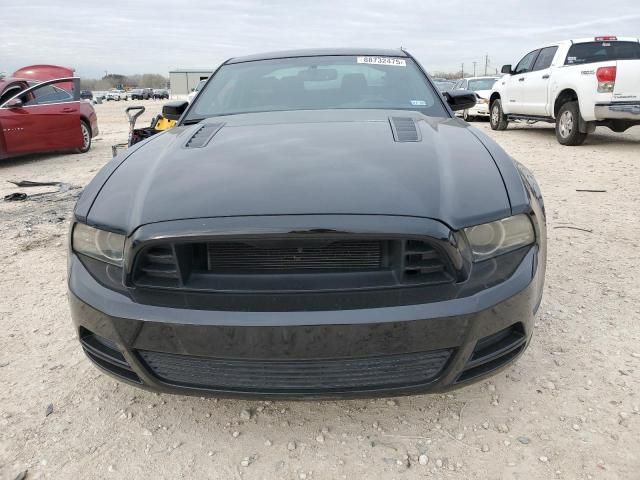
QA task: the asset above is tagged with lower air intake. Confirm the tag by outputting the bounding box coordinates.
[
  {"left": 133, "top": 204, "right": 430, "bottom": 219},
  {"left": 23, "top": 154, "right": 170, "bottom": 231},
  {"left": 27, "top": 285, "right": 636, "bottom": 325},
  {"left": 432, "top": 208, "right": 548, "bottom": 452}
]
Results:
[{"left": 139, "top": 349, "right": 452, "bottom": 393}]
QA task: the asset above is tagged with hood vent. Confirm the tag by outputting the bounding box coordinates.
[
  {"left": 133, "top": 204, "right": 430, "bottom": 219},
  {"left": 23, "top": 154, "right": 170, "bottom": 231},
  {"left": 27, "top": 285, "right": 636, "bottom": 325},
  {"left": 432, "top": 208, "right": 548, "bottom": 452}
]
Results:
[
  {"left": 390, "top": 117, "right": 421, "bottom": 142},
  {"left": 185, "top": 123, "right": 224, "bottom": 148}
]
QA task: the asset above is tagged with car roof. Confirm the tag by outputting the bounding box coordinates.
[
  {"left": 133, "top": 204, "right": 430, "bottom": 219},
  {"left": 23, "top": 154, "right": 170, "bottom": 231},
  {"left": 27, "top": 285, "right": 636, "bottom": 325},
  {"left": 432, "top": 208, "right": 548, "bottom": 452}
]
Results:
[
  {"left": 226, "top": 48, "right": 408, "bottom": 64},
  {"left": 465, "top": 76, "right": 500, "bottom": 80}
]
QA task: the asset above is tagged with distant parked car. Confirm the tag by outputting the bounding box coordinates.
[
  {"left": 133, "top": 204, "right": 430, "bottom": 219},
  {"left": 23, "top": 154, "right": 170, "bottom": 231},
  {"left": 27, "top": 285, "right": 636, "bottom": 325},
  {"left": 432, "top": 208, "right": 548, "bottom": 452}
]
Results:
[
  {"left": 106, "top": 89, "right": 127, "bottom": 101},
  {"left": 187, "top": 79, "right": 207, "bottom": 103},
  {"left": 129, "top": 89, "right": 149, "bottom": 100},
  {"left": 153, "top": 89, "right": 169, "bottom": 99},
  {"left": 434, "top": 80, "right": 456, "bottom": 93},
  {"left": 0, "top": 77, "right": 99, "bottom": 159},
  {"left": 142, "top": 88, "right": 153, "bottom": 99},
  {"left": 80, "top": 90, "right": 93, "bottom": 100},
  {"left": 454, "top": 77, "right": 500, "bottom": 121}
]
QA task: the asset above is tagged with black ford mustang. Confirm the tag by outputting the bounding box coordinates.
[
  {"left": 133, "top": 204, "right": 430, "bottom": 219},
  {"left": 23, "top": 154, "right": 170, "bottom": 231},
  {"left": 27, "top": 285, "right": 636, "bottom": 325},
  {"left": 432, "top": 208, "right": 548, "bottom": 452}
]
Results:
[{"left": 68, "top": 48, "right": 546, "bottom": 398}]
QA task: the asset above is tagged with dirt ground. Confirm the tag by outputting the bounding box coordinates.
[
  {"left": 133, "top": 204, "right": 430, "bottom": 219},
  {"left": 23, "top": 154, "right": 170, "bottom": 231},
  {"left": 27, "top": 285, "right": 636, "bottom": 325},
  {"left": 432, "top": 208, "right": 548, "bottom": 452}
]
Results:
[{"left": 1, "top": 101, "right": 639, "bottom": 480}]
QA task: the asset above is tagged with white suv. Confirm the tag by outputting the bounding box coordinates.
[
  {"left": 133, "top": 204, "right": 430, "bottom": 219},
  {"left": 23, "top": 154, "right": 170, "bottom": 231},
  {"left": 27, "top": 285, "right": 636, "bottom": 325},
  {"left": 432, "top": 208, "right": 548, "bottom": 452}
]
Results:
[{"left": 489, "top": 36, "right": 640, "bottom": 145}]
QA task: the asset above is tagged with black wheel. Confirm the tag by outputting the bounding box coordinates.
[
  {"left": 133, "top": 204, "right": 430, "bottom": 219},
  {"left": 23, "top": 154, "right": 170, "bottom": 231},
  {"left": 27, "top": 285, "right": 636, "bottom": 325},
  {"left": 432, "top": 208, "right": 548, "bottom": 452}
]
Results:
[
  {"left": 555, "top": 101, "right": 587, "bottom": 146},
  {"left": 490, "top": 99, "right": 508, "bottom": 130},
  {"left": 462, "top": 110, "right": 474, "bottom": 122},
  {"left": 77, "top": 120, "right": 92, "bottom": 153}
]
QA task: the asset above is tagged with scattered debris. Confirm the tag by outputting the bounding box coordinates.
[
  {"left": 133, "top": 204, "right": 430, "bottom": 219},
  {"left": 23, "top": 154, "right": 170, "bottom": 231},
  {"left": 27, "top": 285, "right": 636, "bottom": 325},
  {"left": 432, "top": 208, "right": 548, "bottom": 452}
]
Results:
[
  {"left": 8, "top": 180, "right": 63, "bottom": 188},
  {"left": 4, "top": 193, "right": 27, "bottom": 202},
  {"left": 13, "top": 470, "right": 28, "bottom": 480},
  {"left": 553, "top": 226, "right": 593, "bottom": 233},
  {"left": 45, "top": 403, "right": 53, "bottom": 417},
  {"left": 575, "top": 189, "right": 606, "bottom": 193}
]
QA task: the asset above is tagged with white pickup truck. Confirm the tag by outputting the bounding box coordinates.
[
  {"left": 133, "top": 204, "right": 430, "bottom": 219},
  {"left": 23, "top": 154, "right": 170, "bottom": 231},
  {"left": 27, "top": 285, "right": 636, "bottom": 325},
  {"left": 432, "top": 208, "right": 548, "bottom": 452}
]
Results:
[{"left": 489, "top": 36, "right": 640, "bottom": 145}]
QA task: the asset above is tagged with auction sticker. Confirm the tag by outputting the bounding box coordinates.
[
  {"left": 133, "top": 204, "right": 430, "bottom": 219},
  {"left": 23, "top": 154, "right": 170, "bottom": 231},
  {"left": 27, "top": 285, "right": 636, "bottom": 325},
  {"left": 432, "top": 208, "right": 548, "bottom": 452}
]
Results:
[{"left": 357, "top": 56, "right": 406, "bottom": 66}]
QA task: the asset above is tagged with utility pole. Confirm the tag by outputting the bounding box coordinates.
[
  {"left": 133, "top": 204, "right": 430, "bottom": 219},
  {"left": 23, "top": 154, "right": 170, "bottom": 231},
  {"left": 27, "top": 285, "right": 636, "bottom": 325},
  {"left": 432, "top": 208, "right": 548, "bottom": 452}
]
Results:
[
  {"left": 484, "top": 54, "right": 489, "bottom": 76},
  {"left": 461, "top": 63, "right": 464, "bottom": 78},
  {"left": 473, "top": 61, "right": 477, "bottom": 77}
]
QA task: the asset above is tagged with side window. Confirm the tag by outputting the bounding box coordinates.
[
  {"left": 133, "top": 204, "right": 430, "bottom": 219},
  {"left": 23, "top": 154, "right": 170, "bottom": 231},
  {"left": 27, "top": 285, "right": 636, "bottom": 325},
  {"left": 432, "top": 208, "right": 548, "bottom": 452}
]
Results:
[
  {"left": 23, "top": 81, "right": 74, "bottom": 106},
  {"left": 532, "top": 46, "right": 559, "bottom": 71},
  {"left": 514, "top": 50, "right": 540, "bottom": 75}
]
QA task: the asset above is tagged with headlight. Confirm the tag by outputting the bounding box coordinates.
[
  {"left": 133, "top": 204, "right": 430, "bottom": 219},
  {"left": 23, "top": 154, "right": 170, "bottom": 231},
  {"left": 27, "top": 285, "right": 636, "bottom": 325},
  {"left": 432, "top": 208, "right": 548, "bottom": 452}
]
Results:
[
  {"left": 72, "top": 223, "right": 125, "bottom": 266},
  {"left": 464, "top": 214, "right": 534, "bottom": 262}
]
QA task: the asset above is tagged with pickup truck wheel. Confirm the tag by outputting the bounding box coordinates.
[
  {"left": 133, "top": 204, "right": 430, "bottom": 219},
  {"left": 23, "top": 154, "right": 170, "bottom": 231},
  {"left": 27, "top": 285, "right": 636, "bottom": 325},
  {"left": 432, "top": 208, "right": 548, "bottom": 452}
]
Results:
[
  {"left": 556, "top": 101, "right": 587, "bottom": 146},
  {"left": 490, "top": 100, "right": 508, "bottom": 130}
]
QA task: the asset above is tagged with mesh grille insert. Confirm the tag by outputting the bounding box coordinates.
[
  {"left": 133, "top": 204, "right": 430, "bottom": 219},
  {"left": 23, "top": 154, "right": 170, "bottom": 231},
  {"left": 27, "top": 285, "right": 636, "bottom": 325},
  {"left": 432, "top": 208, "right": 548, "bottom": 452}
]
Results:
[
  {"left": 139, "top": 348, "right": 452, "bottom": 393},
  {"left": 207, "top": 240, "right": 383, "bottom": 273}
]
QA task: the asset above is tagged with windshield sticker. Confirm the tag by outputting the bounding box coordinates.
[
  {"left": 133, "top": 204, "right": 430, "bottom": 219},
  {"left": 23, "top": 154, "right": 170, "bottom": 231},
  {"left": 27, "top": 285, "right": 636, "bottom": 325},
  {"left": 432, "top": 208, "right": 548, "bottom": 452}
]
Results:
[
  {"left": 357, "top": 56, "right": 406, "bottom": 67},
  {"left": 410, "top": 100, "right": 426, "bottom": 106}
]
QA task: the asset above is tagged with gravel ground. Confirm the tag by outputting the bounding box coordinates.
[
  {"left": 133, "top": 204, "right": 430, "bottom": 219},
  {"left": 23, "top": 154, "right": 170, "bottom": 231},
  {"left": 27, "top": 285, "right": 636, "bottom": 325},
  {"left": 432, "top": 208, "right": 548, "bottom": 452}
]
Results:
[{"left": 1, "top": 102, "right": 639, "bottom": 480}]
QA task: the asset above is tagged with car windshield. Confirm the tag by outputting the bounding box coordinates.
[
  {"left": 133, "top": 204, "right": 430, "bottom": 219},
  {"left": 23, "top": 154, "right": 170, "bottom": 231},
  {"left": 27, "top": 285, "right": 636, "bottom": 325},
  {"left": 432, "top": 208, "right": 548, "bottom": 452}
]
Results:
[
  {"left": 186, "top": 55, "right": 447, "bottom": 121},
  {"left": 467, "top": 78, "right": 498, "bottom": 91}
]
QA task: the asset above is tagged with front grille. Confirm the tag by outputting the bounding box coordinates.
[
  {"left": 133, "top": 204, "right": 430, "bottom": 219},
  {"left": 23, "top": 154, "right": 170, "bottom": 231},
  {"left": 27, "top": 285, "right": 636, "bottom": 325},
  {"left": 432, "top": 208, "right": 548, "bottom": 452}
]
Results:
[
  {"left": 403, "top": 240, "right": 454, "bottom": 284},
  {"left": 135, "top": 245, "right": 180, "bottom": 287},
  {"left": 207, "top": 240, "right": 383, "bottom": 273},
  {"left": 132, "top": 237, "right": 455, "bottom": 292},
  {"left": 139, "top": 348, "right": 452, "bottom": 393}
]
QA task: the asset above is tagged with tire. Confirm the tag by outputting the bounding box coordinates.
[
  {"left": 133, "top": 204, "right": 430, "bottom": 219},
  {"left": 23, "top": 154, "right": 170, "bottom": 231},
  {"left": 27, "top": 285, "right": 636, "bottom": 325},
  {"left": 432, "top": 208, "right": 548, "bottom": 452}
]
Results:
[
  {"left": 490, "top": 99, "right": 508, "bottom": 130},
  {"left": 462, "top": 110, "right": 474, "bottom": 122},
  {"left": 555, "top": 101, "right": 587, "bottom": 146},
  {"left": 77, "top": 120, "right": 92, "bottom": 153}
]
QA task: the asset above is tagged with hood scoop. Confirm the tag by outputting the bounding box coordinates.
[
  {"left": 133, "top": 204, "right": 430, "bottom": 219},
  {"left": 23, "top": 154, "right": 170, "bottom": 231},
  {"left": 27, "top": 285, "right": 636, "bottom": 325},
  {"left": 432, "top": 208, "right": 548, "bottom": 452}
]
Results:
[
  {"left": 389, "top": 116, "right": 421, "bottom": 142},
  {"left": 185, "top": 123, "right": 225, "bottom": 148}
]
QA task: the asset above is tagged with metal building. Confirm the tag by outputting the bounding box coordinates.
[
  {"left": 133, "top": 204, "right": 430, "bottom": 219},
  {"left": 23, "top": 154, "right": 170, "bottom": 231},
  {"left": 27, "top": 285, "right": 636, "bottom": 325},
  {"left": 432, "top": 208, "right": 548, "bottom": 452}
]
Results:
[{"left": 168, "top": 69, "right": 214, "bottom": 96}]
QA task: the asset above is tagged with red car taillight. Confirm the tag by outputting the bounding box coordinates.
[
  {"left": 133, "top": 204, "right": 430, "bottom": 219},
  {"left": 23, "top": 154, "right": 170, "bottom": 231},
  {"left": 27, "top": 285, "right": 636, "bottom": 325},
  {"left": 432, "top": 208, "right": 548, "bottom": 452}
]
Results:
[{"left": 596, "top": 66, "right": 616, "bottom": 93}]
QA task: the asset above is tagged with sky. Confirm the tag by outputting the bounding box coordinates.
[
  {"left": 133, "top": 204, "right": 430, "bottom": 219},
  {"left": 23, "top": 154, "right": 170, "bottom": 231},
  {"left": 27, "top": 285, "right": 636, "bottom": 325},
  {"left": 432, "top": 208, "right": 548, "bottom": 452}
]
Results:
[{"left": 1, "top": 0, "right": 639, "bottom": 78}]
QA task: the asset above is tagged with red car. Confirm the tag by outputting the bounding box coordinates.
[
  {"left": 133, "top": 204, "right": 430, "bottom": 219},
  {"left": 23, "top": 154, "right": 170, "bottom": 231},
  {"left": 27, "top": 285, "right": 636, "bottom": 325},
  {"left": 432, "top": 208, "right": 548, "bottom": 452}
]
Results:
[{"left": 0, "top": 77, "right": 98, "bottom": 160}]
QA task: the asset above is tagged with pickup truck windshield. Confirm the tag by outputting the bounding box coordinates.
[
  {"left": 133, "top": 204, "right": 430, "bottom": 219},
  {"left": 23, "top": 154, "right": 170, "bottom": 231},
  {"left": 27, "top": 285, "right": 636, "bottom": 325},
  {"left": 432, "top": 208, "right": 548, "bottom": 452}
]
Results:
[
  {"left": 186, "top": 55, "right": 447, "bottom": 120},
  {"left": 565, "top": 41, "right": 640, "bottom": 65}
]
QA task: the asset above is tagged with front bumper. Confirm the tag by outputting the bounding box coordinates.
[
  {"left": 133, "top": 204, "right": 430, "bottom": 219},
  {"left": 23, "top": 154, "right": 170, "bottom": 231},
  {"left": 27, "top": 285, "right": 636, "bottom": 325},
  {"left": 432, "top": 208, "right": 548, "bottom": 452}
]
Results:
[
  {"left": 594, "top": 101, "right": 640, "bottom": 121},
  {"left": 468, "top": 101, "right": 490, "bottom": 116},
  {"left": 68, "top": 244, "right": 543, "bottom": 399}
]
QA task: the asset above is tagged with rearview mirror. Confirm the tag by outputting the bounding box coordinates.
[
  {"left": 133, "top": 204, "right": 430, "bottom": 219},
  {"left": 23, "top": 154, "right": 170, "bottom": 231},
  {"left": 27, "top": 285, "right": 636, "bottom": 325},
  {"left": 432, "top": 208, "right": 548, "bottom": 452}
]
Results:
[
  {"left": 298, "top": 68, "right": 338, "bottom": 81},
  {"left": 444, "top": 90, "right": 477, "bottom": 111},
  {"left": 162, "top": 101, "right": 189, "bottom": 121},
  {"left": 4, "top": 98, "right": 23, "bottom": 109},
  {"left": 501, "top": 64, "right": 512, "bottom": 75}
]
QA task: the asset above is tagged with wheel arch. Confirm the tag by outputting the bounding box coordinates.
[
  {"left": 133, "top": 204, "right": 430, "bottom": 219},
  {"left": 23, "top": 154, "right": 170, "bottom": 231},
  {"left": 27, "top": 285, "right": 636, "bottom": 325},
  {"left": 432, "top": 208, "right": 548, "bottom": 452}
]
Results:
[
  {"left": 489, "top": 92, "right": 501, "bottom": 110},
  {"left": 553, "top": 88, "right": 578, "bottom": 118}
]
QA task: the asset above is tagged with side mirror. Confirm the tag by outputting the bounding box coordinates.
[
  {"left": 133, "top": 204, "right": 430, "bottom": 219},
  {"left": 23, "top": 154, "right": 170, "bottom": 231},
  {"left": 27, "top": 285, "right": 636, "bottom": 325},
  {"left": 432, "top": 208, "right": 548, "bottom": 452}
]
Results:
[
  {"left": 444, "top": 90, "right": 477, "bottom": 111},
  {"left": 162, "top": 101, "right": 189, "bottom": 121},
  {"left": 4, "top": 98, "right": 23, "bottom": 109},
  {"left": 501, "top": 64, "right": 512, "bottom": 75}
]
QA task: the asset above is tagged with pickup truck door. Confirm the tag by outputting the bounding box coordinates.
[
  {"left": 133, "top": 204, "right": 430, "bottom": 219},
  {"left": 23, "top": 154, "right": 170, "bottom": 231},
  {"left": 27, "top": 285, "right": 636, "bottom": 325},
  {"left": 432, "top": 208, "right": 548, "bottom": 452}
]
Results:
[
  {"left": 524, "top": 46, "right": 559, "bottom": 116},
  {"left": 503, "top": 49, "right": 540, "bottom": 113}
]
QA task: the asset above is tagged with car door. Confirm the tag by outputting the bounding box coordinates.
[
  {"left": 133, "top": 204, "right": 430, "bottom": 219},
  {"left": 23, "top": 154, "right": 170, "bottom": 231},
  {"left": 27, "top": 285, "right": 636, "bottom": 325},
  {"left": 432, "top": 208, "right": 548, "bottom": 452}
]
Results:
[
  {"left": 524, "top": 46, "right": 559, "bottom": 116},
  {"left": 0, "top": 78, "right": 82, "bottom": 158},
  {"left": 504, "top": 49, "right": 540, "bottom": 114}
]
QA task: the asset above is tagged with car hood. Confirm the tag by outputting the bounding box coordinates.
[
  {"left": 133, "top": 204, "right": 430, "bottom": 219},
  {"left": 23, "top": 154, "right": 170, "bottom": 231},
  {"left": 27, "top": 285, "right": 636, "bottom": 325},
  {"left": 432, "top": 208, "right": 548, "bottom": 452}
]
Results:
[{"left": 87, "top": 110, "right": 511, "bottom": 233}]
